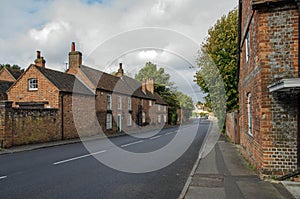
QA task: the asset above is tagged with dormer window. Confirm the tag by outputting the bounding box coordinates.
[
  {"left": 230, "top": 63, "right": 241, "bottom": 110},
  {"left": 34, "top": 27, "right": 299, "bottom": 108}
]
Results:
[{"left": 28, "top": 78, "right": 38, "bottom": 91}]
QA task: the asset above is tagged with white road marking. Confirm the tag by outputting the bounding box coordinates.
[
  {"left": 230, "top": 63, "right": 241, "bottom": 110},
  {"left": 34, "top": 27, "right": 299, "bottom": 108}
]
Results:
[
  {"left": 121, "top": 140, "right": 144, "bottom": 148},
  {"left": 53, "top": 150, "right": 106, "bottom": 165},
  {"left": 150, "top": 135, "right": 161, "bottom": 140},
  {"left": 165, "top": 131, "right": 176, "bottom": 135},
  {"left": 0, "top": 176, "right": 7, "bottom": 180}
]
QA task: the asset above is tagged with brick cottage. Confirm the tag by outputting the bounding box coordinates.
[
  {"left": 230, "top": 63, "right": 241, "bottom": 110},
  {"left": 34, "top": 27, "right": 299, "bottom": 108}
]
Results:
[
  {"left": 238, "top": 0, "right": 300, "bottom": 178},
  {"left": 0, "top": 43, "right": 169, "bottom": 148}
]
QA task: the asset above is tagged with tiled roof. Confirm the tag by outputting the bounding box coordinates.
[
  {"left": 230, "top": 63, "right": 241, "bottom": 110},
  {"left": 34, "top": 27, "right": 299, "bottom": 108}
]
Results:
[
  {"left": 79, "top": 65, "right": 156, "bottom": 100},
  {"left": 5, "top": 67, "right": 23, "bottom": 80},
  {"left": 0, "top": 80, "right": 13, "bottom": 94},
  {"left": 34, "top": 65, "right": 93, "bottom": 95},
  {"left": 154, "top": 92, "right": 168, "bottom": 105}
]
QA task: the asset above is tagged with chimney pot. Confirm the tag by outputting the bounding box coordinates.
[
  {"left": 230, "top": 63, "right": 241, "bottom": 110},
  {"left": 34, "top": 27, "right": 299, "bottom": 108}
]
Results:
[
  {"left": 37, "top": 51, "right": 41, "bottom": 59},
  {"left": 72, "top": 42, "right": 75, "bottom": 52}
]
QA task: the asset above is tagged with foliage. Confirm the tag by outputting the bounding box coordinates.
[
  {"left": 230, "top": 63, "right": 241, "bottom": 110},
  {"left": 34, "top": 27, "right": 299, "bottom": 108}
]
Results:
[
  {"left": 0, "top": 64, "right": 24, "bottom": 72},
  {"left": 135, "top": 62, "right": 194, "bottom": 124},
  {"left": 135, "top": 62, "right": 174, "bottom": 87},
  {"left": 195, "top": 8, "right": 238, "bottom": 112},
  {"left": 174, "top": 91, "right": 194, "bottom": 121}
]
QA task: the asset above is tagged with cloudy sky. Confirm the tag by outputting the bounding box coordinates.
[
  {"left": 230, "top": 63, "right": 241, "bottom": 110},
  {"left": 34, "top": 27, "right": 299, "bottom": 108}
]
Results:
[{"left": 0, "top": 0, "right": 237, "bottom": 102}]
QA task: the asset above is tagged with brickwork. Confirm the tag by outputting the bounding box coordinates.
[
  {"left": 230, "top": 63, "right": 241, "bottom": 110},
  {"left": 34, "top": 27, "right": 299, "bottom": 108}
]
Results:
[
  {"left": 226, "top": 111, "right": 240, "bottom": 144},
  {"left": 239, "top": 1, "right": 299, "bottom": 178},
  {"left": 7, "top": 65, "right": 60, "bottom": 108},
  {"left": 0, "top": 68, "right": 15, "bottom": 82}
]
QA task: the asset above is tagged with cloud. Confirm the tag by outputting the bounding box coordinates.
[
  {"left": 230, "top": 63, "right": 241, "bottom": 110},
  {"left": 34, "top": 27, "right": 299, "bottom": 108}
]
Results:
[{"left": 0, "top": 0, "right": 237, "bottom": 102}]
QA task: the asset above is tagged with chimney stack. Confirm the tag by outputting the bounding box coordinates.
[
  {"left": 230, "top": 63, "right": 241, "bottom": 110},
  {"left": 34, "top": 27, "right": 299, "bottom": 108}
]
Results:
[
  {"left": 146, "top": 78, "right": 154, "bottom": 94},
  {"left": 142, "top": 79, "right": 147, "bottom": 94},
  {"left": 115, "top": 63, "right": 124, "bottom": 77},
  {"left": 34, "top": 51, "right": 46, "bottom": 67},
  {"left": 68, "top": 42, "right": 82, "bottom": 71}
]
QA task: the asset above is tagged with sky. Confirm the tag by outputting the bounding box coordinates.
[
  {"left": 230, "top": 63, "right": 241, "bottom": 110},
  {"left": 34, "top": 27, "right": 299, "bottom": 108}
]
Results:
[{"left": 0, "top": 0, "right": 237, "bottom": 102}]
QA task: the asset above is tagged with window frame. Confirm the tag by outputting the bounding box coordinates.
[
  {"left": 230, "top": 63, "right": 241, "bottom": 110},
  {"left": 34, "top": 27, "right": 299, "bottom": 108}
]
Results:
[
  {"left": 106, "top": 113, "right": 112, "bottom": 130},
  {"left": 127, "top": 113, "right": 132, "bottom": 126},
  {"left": 127, "top": 97, "right": 132, "bottom": 111},
  {"left": 107, "top": 94, "right": 112, "bottom": 110},
  {"left": 117, "top": 96, "right": 122, "bottom": 110},
  {"left": 28, "top": 78, "right": 38, "bottom": 91},
  {"left": 247, "top": 93, "right": 253, "bottom": 136}
]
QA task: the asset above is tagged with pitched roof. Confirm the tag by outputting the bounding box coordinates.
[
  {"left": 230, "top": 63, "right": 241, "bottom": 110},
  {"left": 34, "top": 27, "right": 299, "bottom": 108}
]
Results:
[
  {"left": 154, "top": 92, "right": 168, "bottom": 105},
  {"left": 5, "top": 67, "right": 23, "bottom": 80},
  {"left": 34, "top": 65, "right": 93, "bottom": 95},
  {"left": 79, "top": 65, "right": 156, "bottom": 100},
  {"left": 0, "top": 80, "right": 13, "bottom": 94}
]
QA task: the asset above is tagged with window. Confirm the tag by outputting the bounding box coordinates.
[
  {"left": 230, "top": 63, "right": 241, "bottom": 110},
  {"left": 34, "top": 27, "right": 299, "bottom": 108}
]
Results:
[
  {"left": 149, "top": 100, "right": 152, "bottom": 106},
  {"left": 140, "top": 99, "right": 143, "bottom": 106},
  {"left": 107, "top": 94, "right": 112, "bottom": 110},
  {"left": 127, "top": 113, "right": 132, "bottom": 126},
  {"left": 158, "top": 115, "right": 161, "bottom": 123},
  {"left": 158, "top": 105, "right": 161, "bottom": 111},
  {"left": 164, "top": 106, "right": 167, "bottom": 112},
  {"left": 127, "top": 97, "right": 132, "bottom": 110},
  {"left": 106, "top": 113, "right": 112, "bottom": 129},
  {"left": 245, "top": 32, "right": 250, "bottom": 63},
  {"left": 164, "top": 114, "right": 167, "bottom": 123},
  {"left": 118, "top": 96, "right": 122, "bottom": 110},
  {"left": 247, "top": 93, "right": 252, "bottom": 136},
  {"left": 142, "top": 112, "right": 146, "bottom": 123},
  {"left": 28, "top": 78, "right": 38, "bottom": 91}
]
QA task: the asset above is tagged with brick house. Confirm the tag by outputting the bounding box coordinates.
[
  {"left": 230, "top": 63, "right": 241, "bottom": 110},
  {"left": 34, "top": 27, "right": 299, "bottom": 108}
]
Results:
[
  {"left": 0, "top": 43, "right": 169, "bottom": 148},
  {"left": 238, "top": 0, "right": 300, "bottom": 178},
  {"left": 0, "top": 66, "right": 23, "bottom": 100},
  {"left": 66, "top": 42, "right": 168, "bottom": 134}
]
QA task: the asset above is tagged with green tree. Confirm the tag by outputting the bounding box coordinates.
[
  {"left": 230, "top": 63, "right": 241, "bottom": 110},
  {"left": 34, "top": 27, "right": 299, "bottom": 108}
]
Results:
[
  {"left": 135, "top": 62, "right": 174, "bottom": 87},
  {"left": 135, "top": 62, "right": 195, "bottom": 124},
  {"left": 174, "top": 91, "right": 194, "bottom": 121},
  {"left": 0, "top": 64, "right": 24, "bottom": 72},
  {"left": 195, "top": 8, "right": 238, "bottom": 112}
]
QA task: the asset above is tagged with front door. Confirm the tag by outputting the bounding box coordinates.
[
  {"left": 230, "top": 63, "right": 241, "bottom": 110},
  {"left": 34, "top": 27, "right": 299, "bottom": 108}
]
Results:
[{"left": 117, "top": 114, "right": 122, "bottom": 133}]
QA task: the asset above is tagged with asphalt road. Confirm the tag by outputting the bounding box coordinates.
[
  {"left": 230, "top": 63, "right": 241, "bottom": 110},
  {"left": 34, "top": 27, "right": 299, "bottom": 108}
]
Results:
[{"left": 0, "top": 119, "right": 211, "bottom": 199}]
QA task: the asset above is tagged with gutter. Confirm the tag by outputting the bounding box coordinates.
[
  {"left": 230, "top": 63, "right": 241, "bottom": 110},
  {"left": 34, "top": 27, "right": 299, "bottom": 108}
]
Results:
[{"left": 61, "top": 93, "right": 64, "bottom": 140}]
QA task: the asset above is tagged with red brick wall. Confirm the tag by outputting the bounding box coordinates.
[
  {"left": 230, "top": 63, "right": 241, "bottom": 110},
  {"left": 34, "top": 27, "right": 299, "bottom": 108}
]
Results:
[
  {"left": 239, "top": 1, "right": 299, "bottom": 178},
  {"left": 226, "top": 111, "right": 239, "bottom": 144},
  {"left": 0, "top": 68, "right": 15, "bottom": 82},
  {"left": 8, "top": 65, "right": 60, "bottom": 108}
]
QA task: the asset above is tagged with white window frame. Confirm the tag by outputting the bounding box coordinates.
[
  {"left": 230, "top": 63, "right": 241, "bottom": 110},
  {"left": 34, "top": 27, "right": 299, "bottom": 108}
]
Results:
[
  {"left": 106, "top": 113, "right": 112, "bottom": 129},
  {"left": 149, "top": 100, "right": 152, "bottom": 106},
  {"left": 158, "top": 114, "right": 161, "bottom": 123},
  {"left": 245, "top": 32, "right": 250, "bottom": 63},
  {"left": 158, "top": 105, "right": 161, "bottom": 111},
  {"left": 247, "top": 93, "right": 253, "bottom": 136},
  {"left": 164, "top": 114, "right": 167, "bottom": 123},
  {"left": 118, "top": 96, "right": 122, "bottom": 110},
  {"left": 127, "top": 113, "right": 132, "bottom": 126},
  {"left": 28, "top": 78, "right": 38, "bottom": 91},
  {"left": 127, "top": 97, "right": 132, "bottom": 110},
  {"left": 107, "top": 94, "right": 112, "bottom": 110}
]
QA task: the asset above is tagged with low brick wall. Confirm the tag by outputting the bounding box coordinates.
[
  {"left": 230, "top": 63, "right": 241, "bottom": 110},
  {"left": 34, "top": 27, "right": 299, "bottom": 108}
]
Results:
[
  {"left": 225, "top": 111, "right": 239, "bottom": 144},
  {"left": 0, "top": 102, "right": 61, "bottom": 148}
]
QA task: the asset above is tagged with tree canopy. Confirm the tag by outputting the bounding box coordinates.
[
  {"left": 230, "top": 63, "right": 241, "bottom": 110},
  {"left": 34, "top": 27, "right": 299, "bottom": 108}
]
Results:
[
  {"left": 195, "top": 8, "right": 238, "bottom": 112},
  {"left": 0, "top": 64, "right": 23, "bottom": 72},
  {"left": 135, "top": 62, "right": 194, "bottom": 124},
  {"left": 135, "top": 62, "right": 174, "bottom": 87}
]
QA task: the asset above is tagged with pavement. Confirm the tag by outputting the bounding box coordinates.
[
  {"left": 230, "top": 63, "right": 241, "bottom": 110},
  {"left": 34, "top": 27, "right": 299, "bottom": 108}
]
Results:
[{"left": 181, "top": 134, "right": 300, "bottom": 199}]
